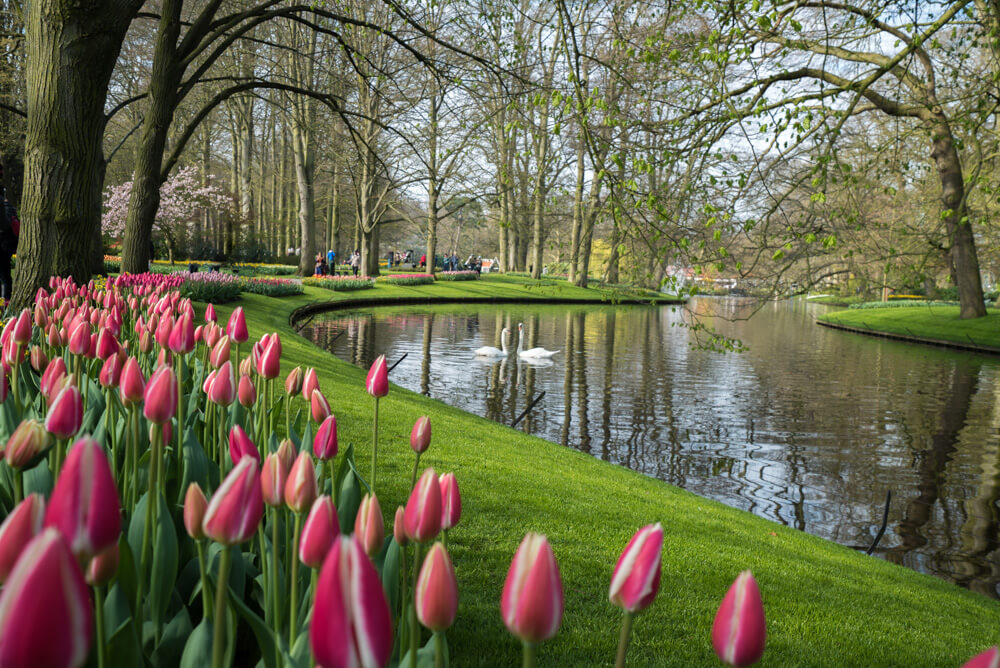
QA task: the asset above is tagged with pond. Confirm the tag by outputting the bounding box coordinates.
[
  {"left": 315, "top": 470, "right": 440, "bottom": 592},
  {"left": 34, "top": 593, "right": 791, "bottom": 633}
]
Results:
[{"left": 300, "top": 297, "right": 1000, "bottom": 596}]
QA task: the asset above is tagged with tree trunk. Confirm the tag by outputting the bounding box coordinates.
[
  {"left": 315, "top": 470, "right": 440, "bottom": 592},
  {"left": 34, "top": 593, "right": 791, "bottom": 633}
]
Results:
[
  {"left": 425, "top": 89, "right": 439, "bottom": 277},
  {"left": 568, "top": 127, "right": 585, "bottom": 284},
  {"left": 14, "top": 0, "right": 139, "bottom": 307}
]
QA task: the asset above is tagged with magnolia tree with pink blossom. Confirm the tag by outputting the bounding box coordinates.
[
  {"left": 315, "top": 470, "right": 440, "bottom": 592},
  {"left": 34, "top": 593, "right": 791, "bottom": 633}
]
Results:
[{"left": 103, "top": 166, "right": 231, "bottom": 263}]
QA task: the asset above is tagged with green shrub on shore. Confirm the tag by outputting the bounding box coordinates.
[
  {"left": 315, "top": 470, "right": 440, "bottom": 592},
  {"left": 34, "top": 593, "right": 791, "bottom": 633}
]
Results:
[
  {"left": 302, "top": 275, "right": 375, "bottom": 291},
  {"left": 238, "top": 276, "right": 303, "bottom": 297},
  {"left": 381, "top": 273, "right": 435, "bottom": 286}
]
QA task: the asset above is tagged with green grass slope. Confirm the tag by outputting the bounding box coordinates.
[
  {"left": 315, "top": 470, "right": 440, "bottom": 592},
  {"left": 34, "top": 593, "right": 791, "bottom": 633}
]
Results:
[
  {"left": 215, "top": 278, "right": 1000, "bottom": 667},
  {"left": 818, "top": 304, "right": 1000, "bottom": 350}
]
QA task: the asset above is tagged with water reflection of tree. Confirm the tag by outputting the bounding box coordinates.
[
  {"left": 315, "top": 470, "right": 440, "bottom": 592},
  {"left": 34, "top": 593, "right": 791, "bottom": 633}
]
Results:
[
  {"left": 420, "top": 313, "right": 433, "bottom": 396},
  {"left": 560, "top": 311, "right": 574, "bottom": 447},
  {"left": 573, "top": 311, "right": 591, "bottom": 454}
]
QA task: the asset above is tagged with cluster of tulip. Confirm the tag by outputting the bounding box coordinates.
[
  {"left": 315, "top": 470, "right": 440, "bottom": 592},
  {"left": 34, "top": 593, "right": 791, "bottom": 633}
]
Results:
[{"left": 0, "top": 275, "right": 994, "bottom": 668}]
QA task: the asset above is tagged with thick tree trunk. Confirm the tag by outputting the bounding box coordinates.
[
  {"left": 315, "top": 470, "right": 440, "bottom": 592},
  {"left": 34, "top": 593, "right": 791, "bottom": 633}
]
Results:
[
  {"left": 569, "top": 128, "right": 585, "bottom": 284},
  {"left": 14, "top": 0, "right": 138, "bottom": 307}
]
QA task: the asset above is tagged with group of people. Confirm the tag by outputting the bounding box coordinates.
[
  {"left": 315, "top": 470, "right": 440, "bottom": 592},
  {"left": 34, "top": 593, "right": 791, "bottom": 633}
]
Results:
[
  {"left": 386, "top": 249, "right": 415, "bottom": 268},
  {"left": 313, "top": 248, "right": 363, "bottom": 276},
  {"left": 310, "top": 247, "right": 486, "bottom": 277}
]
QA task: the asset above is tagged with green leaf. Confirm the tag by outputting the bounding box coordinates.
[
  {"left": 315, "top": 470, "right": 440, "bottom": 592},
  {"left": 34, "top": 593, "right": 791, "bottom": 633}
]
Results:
[
  {"left": 22, "top": 459, "right": 53, "bottom": 498},
  {"left": 105, "top": 615, "right": 142, "bottom": 668},
  {"left": 127, "top": 491, "right": 179, "bottom": 634},
  {"left": 381, "top": 538, "right": 401, "bottom": 615},
  {"left": 228, "top": 581, "right": 277, "bottom": 668},
  {"left": 179, "top": 618, "right": 214, "bottom": 668},
  {"left": 151, "top": 607, "right": 193, "bottom": 668}
]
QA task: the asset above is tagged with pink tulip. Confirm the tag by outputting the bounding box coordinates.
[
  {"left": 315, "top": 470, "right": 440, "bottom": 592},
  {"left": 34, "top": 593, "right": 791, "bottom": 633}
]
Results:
[
  {"left": 194, "top": 324, "right": 204, "bottom": 345},
  {"left": 29, "top": 345, "right": 48, "bottom": 373},
  {"left": 45, "top": 383, "right": 83, "bottom": 440},
  {"left": 609, "top": 523, "right": 663, "bottom": 613},
  {"left": 285, "top": 366, "right": 304, "bottom": 395},
  {"left": 86, "top": 542, "right": 119, "bottom": 587},
  {"left": 33, "top": 302, "right": 48, "bottom": 329},
  {"left": 204, "top": 322, "right": 221, "bottom": 348},
  {"left": 411, "top": 416, "right": 431, "bottom": 454},
  {"left": 310, "top": 535, "right": 393, "bottom": 668},
  {"left": 285, "top": 451, "right": 318, "bottom": 514},
  {"left": 366, "top": 354, "right": 388, "bottom": 398},
  {"left": 202, "top": 457, "right": 264, "bottom": 545},
  {"left": 301, "top": 367, "right": 319, "bottom": 401},
  {"left": 5, "top": 419, "right": 50, "bottom": 468},
  {"left": 354, "top": 493, "right": 384, "bottom": 558},
  {"left": 239, "top": 355, "right": 254, "bottom": 377},
  {"left": 99, "top": 353, "right": 123, "bottom": 389},
  {"left": 119, "top": 357, "right": 145, "bottom": 406},
  {"left": 0, "top": 529, "right": 92, "bottom": 668},
  {"left": 227, "top": 306, "right": 249, "bottom": 344},
  {"left": 45, "top": 436, "right": 122, "bottom": 561},
  {"left": 712, "top": 571, "right": 766, "bottom": 668},
  {"left": 11, "top": 308, "right": 30, "bottom": 345},
  {"left": 209, "top": 361, "right": 237, "bottom": 406},
  {"left": 404, "top": 467, "right": 442, "bottom": 543},
  {"left": 416, "top": 541, "right": 458, "bottom": 632},
  {"left": 238, "top": 373, "right": 256, "bottom": 407},
  {"left": 139, "top": 330, "right": 155, "bottom": 354},
  {"left": 277, "top": 439, "right": 296, "bottom": 472},
  {"left": 95, "top": 328, "right": 118, "bottom": 360},
  {"left": 300, "top": 495, "right": 339, "bottom": 569},
  {"left": 393, "top": 506, "right": 408, "bottom": 547},
  {"left": 169, "top": 312, "right": 196, "bottom": 354},
  {"left": 0, "top": 494, "right": 45, "bottom": 584},
  {"left": 184, "top": 483, "right": 208, "bottom": 540},
  {"left": 313, "top": 414, "right": 338, "bottom": 460},
  {"left": 310, "top": 388, "right": 331, "bottom": 423},
  {"left": 439, "top": 473, "right": 461, "bottom": 531},
  {"left": 205, "top": 303, "right": 217, "bottom": 323},
  {"left": 67, "top": 320, "right": 90, "bottom": 356},
  {"left": 229, "top": 425, "right": 260, "bottom": 465},
  {"left": 40, "top": 356, "right": 67, "bottom": 398},
  {"left": 260, "top": 453, "right": 288, "bottom": 507},
  {"left": 156, "top": 347, "right": 172, "bottom": 368},
  {"left": 210, "top": 335, "right": 231, "bottom": 368},
  {"left": 143, "top": 365, "right": 177, "bottom": 424},
  {"left": 257, "top": 336, "right": 281, "bottom": 379},
  {"left": 155, "top": 313, "right": 173, "bottom": 349},
  {"left": 501, "top": 533, "right": 563, "bottom": 644},
  {"left": 202, "top": 369, "right": 217, "bottom": 395},
  {"left": 964, "top": 647, "right": 1000, "bottom": 668}
]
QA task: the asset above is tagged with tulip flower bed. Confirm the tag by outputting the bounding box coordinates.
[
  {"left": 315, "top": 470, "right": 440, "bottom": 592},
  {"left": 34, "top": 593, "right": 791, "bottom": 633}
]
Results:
[
  {"left": 382, "top": 274, "right": 436, "bottom": 286},
  {"left": 302, "top": 275, "right": 376, "bottom": 291},
  {"left": 435, "top": 271, "right": 480, "bottom": 281},
  {"left": 178, "top": 272, "right": 242, "bottom": 303},
  {"left": 238, "top": 276, "right": 304, "bottom": 298}
]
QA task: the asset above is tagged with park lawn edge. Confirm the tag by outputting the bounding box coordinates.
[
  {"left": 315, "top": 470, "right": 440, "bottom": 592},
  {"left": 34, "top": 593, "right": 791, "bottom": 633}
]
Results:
[
  {"left": 212, "top": 277, "right": 1000, "bottom": 667},
  {"left": 817, "top": 304, "right": 1000, "bottom": 353}
]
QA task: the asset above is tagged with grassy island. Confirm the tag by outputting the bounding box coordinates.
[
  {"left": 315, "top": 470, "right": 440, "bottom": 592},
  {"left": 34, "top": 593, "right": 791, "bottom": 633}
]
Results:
[{"left": 817, "top": 303, "right": 1000, "bottom": 352}]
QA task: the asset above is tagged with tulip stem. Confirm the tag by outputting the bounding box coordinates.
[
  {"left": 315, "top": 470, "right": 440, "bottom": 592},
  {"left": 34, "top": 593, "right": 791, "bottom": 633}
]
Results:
[
  {"left": 285, "top": 393, "right": 291, "bottom": 441},
  {"left": 289, "top": 511, "right": 303, "bottom": 646},
  {"left": 11, "top": 344, "right": 20, "bottom": 414},
  {"left": 130, "top": 406, "right": 140, "bottom": 508},
  {"left": 95, "top": 585, "right": 107, "bottom": 668},
  {"left": 434, "top": 632, "right": 445, "bottom": 668},
  {"left": 372, "top": 396, "right": 380, "bottom": 496},
  {"left": 137, "top": 423, "right": 161, "bottom": 633},
  {"left": 522, "top": 642, "right": 536, "bottom": 668},
  {"left": 410, "top": 452, "right": 421, "bottom": 492},
  {"left": 12, "top": 468, "right": 22, "bottom": 505},
  {"left": 614, "top": 612, "right": 634, "bottom": 668},
  {"left": 271, "top": 508, "right": 282, "bottom": 656},
  {"left": 175, "top": 355, "right": 185, "bottom": 484},
  {"left": 410, "top": 542, "right": 422, "bottom": 668},
  {"left": 212, "top": 547, "right": 233, "bottom": 668},
  {"left": 196, "top": 540, "right": 213, "bottom": 621}
]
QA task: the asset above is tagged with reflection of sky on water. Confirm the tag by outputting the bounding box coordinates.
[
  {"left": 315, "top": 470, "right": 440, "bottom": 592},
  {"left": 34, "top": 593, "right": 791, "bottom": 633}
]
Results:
[{"left": 302, "top": 299, "right": 1000, "bottom": 597}]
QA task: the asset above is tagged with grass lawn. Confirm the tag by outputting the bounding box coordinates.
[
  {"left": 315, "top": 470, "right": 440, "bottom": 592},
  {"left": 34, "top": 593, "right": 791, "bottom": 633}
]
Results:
[
  {"left": 817, "top": 304, "right": 1000, "bottom": 350},
  {"left": 214, "top": 276, "right": 1000, "bottom": 666}
]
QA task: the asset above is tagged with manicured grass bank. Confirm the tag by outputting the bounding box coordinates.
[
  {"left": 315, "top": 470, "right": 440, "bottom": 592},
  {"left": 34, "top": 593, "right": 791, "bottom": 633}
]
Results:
[
  {"left": 220, "top": 277, "right": 999, "bottom": 666},
  {"left": 818, "top": 304, "right": 1000, "bottom": 352}
]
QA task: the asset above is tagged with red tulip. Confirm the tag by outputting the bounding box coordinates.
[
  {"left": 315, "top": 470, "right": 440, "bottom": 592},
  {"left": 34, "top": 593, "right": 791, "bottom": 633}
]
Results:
[
  {"left": 354, "top": 493, "right": 384, "bottom": 558},
  {"left": 228, "top": 425, "right": 260, "bottom": 465},
  {"left": 501, "top": 533, "right": 563, "bottom": 644},
  {"left": 285, "top": 366, "right": 304, "bottom": 395},
  {"left": 416, "top": 541, "right": 458, "bottom": 632},
  {"left": 393, "top": 506, "right": 408, "bottom": 547},
  {"left": 285, "top": 451, "right": 317, "bottom": 514},
  {"left": 99, "top": 352, "right": 123, "bottom": 389},
  {"left": 209, "top": 360, "right": 237, "bottom": 406},
  {"left": 609, "top": 523, "right": 663, "bottom": 613},
  {"left": 964, "top": 647, "right": 1000, "bottom": 668},
  {"left": 29, "top": 346, "right": 48, "bottom": 373},
  {"left": 260, "top": 453, "right": 288, "bottom": 507},
  {"left": 366, "top": 354, "right": 388, "bottom": 398},
  {"left": 67, "top": 320, "right": 90, "bottom": 356},
  {"left": 194, "top": 324, "right": 204, "bottom": 345},
  {"left": 155, "top": 313, "right": 173, "bottom": 349},
  {"left": 227, "top": 306, "right": 249, "bottom": 344},
  {"left": 310, "top": 535, "right": 393, "bottom": 668},
  {"left": 300, "top": 495, "right": 339, "bottom": 569},
  {"left": 712, "top": 571, "right": 766, "bottom": 668},
  {"left": 404, "top": 467, "right": 442, "bottom": 543},
  {"left": 143, "top": 364, "right": 177, "bottom": 424},
  {"left": 238, "top": 373, "right": 256, "bottom": 407},
  {"left": 0, "top": 494, "right": 45, "bottom": 584},
  {"left": 5, "top": 419, "right": 50, "bottom": 468},
  {"left": 40, "top": 356, "right": 67, "bottom": 399},
  {"left": 0, "top": 529, "right": 92, "bottom": 668},
  {"left": 310, "top": 388, "right": 331, "bottom": 423},
  {"left": 95, "top": 328, "right": 119, "bottom": 360},
  {"left": 184, "top": 483, "right": 208, "bottom": 540},
  {"left": 202, "top": 456, "right": 264, "bottom": 546},
  {"left": 11, "top": 308, "right": 31, "bottom": 345},
  {"left": 45, "top": 383, "right": 83, "bottom": 440},
  {"left": 119, "top": 357, "right": 145, "bottom": 406},
  {"left": 410, "top": 415, "right": 431, "bottom": 454},
  {"left": 313, "top": 414, "right": 338, "bottom": 461},
  {"left": 45, "top": 436, "right": 122, "bottom": 561},
  {"left": 210, "top": 335, "right": 231, "bottom": 368},
  {"left": 86, "top": 542, "right": 119, "bottom": 587},
  {"left": 301, "top": 367, "right": 319, "bottom": 401},
  {"left": 439, "top": 473, "right": 461, "bottom": 531},
  {"left": 33, "top": 302, "right": 48, "bottom": 330},
  {"left": 202, "top": 368, "right": 217, "bottom": 395},
  {"left": 257, "top": 335, "right": 282, "bottom": 379},
  {"left": 205, "top": 303, "right": 217, "bottom": 323},
  {"left": 168, "top": 312, "right": 195, "bottom": 355},
  {"left": 156, "top": 347, "right": 172, "bottom": 368}
]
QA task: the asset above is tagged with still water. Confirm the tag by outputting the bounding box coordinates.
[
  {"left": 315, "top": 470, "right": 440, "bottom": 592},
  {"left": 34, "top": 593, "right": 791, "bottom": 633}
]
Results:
[{"left": 301, "top": 298, "right": 1000, "bottom": 595}]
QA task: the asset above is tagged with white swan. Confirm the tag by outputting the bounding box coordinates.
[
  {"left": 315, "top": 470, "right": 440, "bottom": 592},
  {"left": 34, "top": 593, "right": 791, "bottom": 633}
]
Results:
[
  {"left": 474, "top": 327, "right": 510, "bottom": 357},
  {"left": 516, "top": 323, "right": 560, "bottom": 359}
]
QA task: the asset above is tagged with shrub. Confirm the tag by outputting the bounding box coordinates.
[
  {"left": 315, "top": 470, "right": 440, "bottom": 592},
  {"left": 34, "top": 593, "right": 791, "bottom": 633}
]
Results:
[
  {"left": 382, "top": 273, "right": 435, "bottom": 286},
  {"left": 238, "top": 276, "right": 304, "bottom": 297},
  {"left": 302, "top": 275, "right": 375, "bottom": 291},
  {"left": 233, "top": 262, "right": 298, "bottom": 276},
  {"left": 178, "top": 272, "right": 241, "bottom": 302},
  {"left": 436, "top": 271, "right": 480, "bottom": 281}
]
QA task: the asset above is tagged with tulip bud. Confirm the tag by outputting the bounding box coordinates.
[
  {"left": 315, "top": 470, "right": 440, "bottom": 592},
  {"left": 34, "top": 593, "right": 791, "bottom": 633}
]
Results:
[
  {"left": 354, "top": 493, "right": 384, "bottom": 558},
  {"left": 209, "top": 360, "right": 237, "bottom": 407},
  {"left": 86, "top": 542, "right": 120, "bottom": 587},
  {"left": 29, "top": 346, "right": 48, "bottom": 373},
  {"left": 119, "top": 357, "right": 145, "bottom": 406},
  {"left": 238, "top": 373, "right": 256, "bottom": 407},
  {"left": 285, "top": 366, "right": 303, "bottom": 395},
  {"left": 411, "top": 416, "right": 431, "bottom": 454},
  {"left": 95, "top": 328, "right": 119, "bottom": 360},
  {"left": 204, "top": 303, "right": 217, "bottom": 323},
  {"left": 168, "top": 313, "right": 195, "bottom": 355},
  {"left": 257, "top": 336, "right": 281, "bottom": 379},
  {"left": 33, "top": 302, "right": 48, "bottom": 330},
  {"left": 240, "top": 356, "right": 254, "bottom": 377},
  {"left": 393, "top": 506, "right": 408, "bottom": 546},
  {"left": 285, "top": 451, "right": 318, "bottom": 514},
  {"left": 300, "top": 495, "right": 339, "bottom": 569},
  {"left": 139, "top": 329, "right": 155, "bottom": 354},
  {"left": 439, "top": 473, "right": 461, "bottom": 531},
  {"left": 310, "top": 388, "right": 331, "bottom": 423},
  {"left": 301, "top": 367, "right": 319, "bottom": 402},
  {"left": 229, "top": 425, "right": 260, "bottom": 465},
  {"left": 44, "top": 436, "right": 122, "bottom": 561},
  {"left": 277, "top": 439, "right": 296, "bottom": 472},
  {"left": 202, "top": 457, "right": 264, "bottom": 546},
  {"left": 194, "top": 324, "right": 204, "bottom": 345},
  {"left": 366, "top": 354, "right": 389, "bottom": 398},
  {"left": 0, "top": 529, "right": 93, "bottom": 668},
  {"left": 0, "top": 494, "right": 45, "bottom": 584},
  {"left": 68, "top": 320, "right": 90, "bottom": 356},
  {"left": 11, "top": 308, "right": 31, "bottom": 345},
  {"left": 202, "top": 368, "right": 217, "bottom": 395},
  {"left": 184, "top": 483, "right": 208, "bottom": 540},
  {"left": 963, "top": 647, "right": 1000, "bottom": 668},
  {"left": 311, "top": 536, "right": 393, "bottom": 668},
  {"left": 416, "top": 541, "right": 458, "bottom": 632},
  {"left": 99, "top": 352, "right": 123, "bottom": 389},
  {"left": 143, "top": 365, "right": 177, "bottom": 424},
  {"left": 204, "top": 322, "right": 221, "bottom": 349},
  {"left": 149, "top": 420, "right": 173, "bottom": 448},
  {"left": 609, "top": 523, "right": 663, "bottom": 613},
  {"left": 501, "top": 532, "right": 563, "bottom": 644},
  {"left": 155, "top": 313, "right": 173, "bottom": 349},
  {"left": 156, "top": 347, "right": 172, "bottom": 368},
  {"left": 404, "top": 468, "right": 442, "bottom": 543},
  {"left": 260, "top": 453, "right": 288, "bottom": 507},
  {"left": 210, "top": 335, "right": 231, "bottom": 368},
  {"left": 40, "top": 356, "right": 67, "bottom": 399},
  {"left": 313, "top": 414, "right": 338, "bottom": 461},
  {"left": 712, "top": 571, "right": 766, "bottom": 668},
  {"left": 5, "top": 419, "right": 50, "bottom": 469},
  {"left": 227, "top": 307, "right": 249, "bottom": 344},
  {"left": 45, "top": 383, "right": 83, "bottom": 440}
]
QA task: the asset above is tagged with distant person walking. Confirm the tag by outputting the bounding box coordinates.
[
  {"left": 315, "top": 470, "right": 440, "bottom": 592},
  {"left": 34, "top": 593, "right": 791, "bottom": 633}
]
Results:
[{"left": 349, "top": 249, "right": 361, "bottom": 276}]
